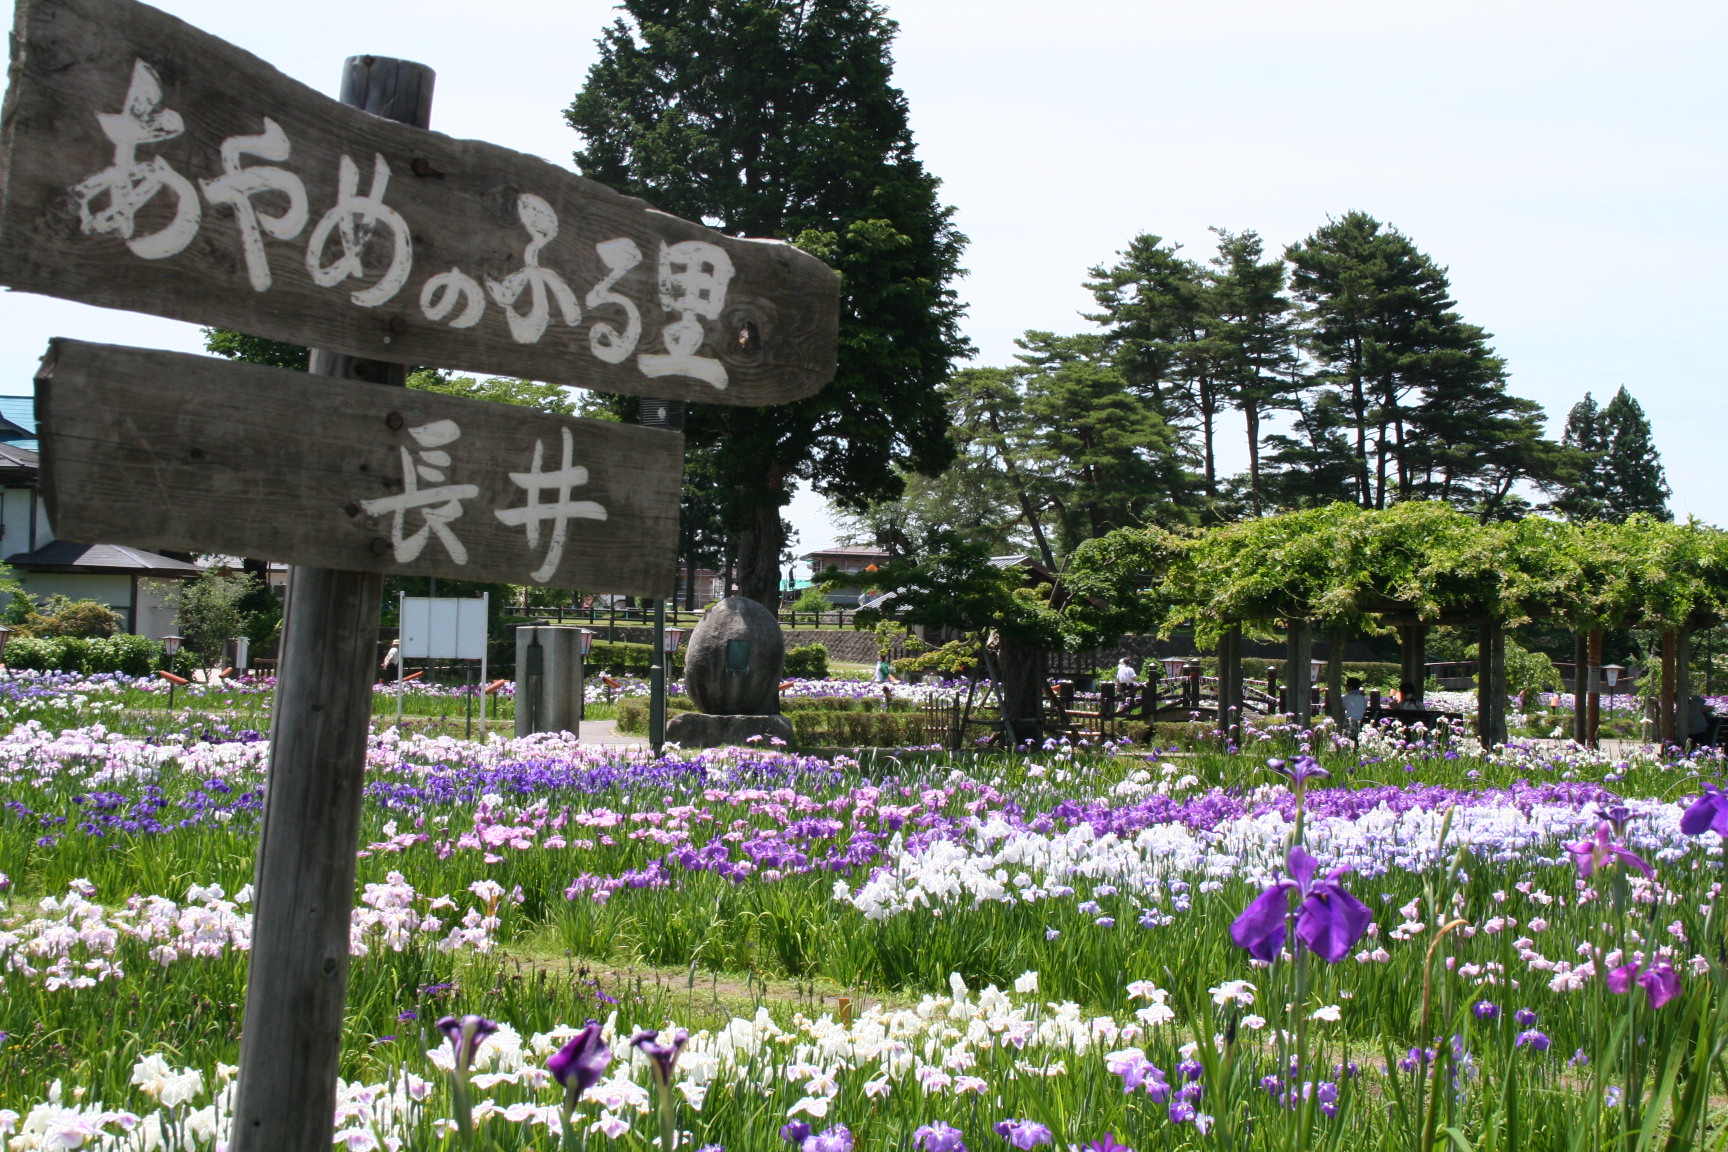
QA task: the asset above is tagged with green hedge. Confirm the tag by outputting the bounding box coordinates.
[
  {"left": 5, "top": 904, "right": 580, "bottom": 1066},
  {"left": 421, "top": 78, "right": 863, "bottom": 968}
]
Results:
[
  {"left": 4, "top": 632, "right": 186, "bottom": 676},
  {"left": 789, "top": 710, "right": 926, "bottom": 746},
  {"left": 587, "top": 641, "right": 686, "bottom": 678},
  {"left": 784, "top": 643, "right": 829, "bottom": 679}
]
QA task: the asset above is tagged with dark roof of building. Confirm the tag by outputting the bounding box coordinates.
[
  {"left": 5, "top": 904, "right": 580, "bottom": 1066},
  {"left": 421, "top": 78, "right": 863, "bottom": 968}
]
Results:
[
  {"left": 802, "top": 545, "right": 890, "bottom": 559},
  {"left": 0, "top": 441, "right": 38, "bottom": 471},
  {"left": 6, "top": 541, "right": 204, "bottom": 576}
]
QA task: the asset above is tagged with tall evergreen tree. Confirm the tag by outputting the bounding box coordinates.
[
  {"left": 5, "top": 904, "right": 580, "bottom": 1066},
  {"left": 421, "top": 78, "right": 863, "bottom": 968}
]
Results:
[
  {"left": 1208, "top": 228, "right": 1301, "bottom": 513},
  {"left": 1555, "top": 392, "right": 1609, "bottom": 521},
  {"left": 566, "top": 0, "right": 970, "bottom": 610},
  {"left": 1600, "top": 386, "right": 1671, "bottom": 521},
  {"left": 1014, "top": 331, "right": 1184, "bottom": 552}
]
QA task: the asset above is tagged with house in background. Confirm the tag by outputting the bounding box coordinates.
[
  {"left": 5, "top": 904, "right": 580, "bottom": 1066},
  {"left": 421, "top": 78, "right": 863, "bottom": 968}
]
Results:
[
  {"left": 800, "top": 545, "right": 890, "bottom": 607},
  {"left": 0, "top": 396, "right": 203, "bottom": 635}
]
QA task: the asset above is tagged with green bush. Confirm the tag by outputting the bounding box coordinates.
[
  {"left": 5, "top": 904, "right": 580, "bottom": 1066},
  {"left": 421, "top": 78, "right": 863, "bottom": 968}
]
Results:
[
  {"left": 86, "top": 633, "right": 168, "bottom": 676},
  {"left": 4, "top": 632, "right": 175, "bottom": 675},
  {"left": 790, "top": 587, "right": 833, "bottom": 613},
  {"left": 783, "top": 643, "right": 828, "bottom": 679},
  {"left": 587, "top": 641, "right": 685, "bottom": 678},
  {"left": 789, "top": 709, "right": 927, "bottom": 747}
]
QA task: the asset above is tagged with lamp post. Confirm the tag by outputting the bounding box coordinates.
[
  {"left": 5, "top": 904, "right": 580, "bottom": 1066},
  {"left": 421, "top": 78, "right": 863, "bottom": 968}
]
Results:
[{"left": 161, "top": 635, "right": 185, "bottom": 709}]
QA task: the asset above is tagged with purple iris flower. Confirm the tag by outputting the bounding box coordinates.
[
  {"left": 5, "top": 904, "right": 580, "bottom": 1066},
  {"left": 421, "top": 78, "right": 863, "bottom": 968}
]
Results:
[
  {"left": 913, "top": 1121, "right": 967, "bottom": 1152},
  {"left": 1270, "top": 756, "right": 1329, "bottom": 784},
  {"left": 1473, "top": 1001, "right": 1498, "bottom": 1020},
  {"left": 1230, "top": 845, "right": 1373, "bottom": 963},
  {"left": 1514, "top": 1008, "right": 1538, "bottom": 1028},
  {"left": 548, "top": 1020, "right": 610, "bottom": 1110},
  {"left": 1168, "top": 1100, "right": 1197, "bottom": 1124},
  {"left": 804, "top": 1125, "right": 854, "bottom": 1152},
  {"left": 783, "top": 1122, "right": 813, "bottom": 1144},
  {"left": 1606, "top": 960, "right": 1681, "bottom": 1010},
  {"left": 1564, "top": 821, "right": 1653, "bottom": 879},
  {"left": 1081, "top": 1136, "right": 1132, "bottom": 1152},
  {"left": 630, "top": 1028, "right": 689, "bottom": 1090},
  {"left": 1681, "top": 784, "right": 1728, "bottom": 837},
  {"left": 994, "top": 1119, "right": 1053, "bottom": 1149},
  {"left": 1515, "top": 1029, "right": 1550, "bottom": 1051},
  {"left": 435, "top": 1014, "right": 498, "bottom": 1075}
]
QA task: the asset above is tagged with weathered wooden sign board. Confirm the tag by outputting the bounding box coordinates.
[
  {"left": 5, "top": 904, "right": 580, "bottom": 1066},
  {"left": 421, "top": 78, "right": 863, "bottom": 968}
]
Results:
[
  {"left": 0, "top": 0, "right": 839, "bottom": 406},
  {"left": 37, "top": 339, "right": 683, "bottom": 596}
]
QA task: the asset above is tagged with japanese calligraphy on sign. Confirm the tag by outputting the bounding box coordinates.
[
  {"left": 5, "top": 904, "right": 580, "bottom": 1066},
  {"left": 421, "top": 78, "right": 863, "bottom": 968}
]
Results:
[
  {"left": 0, "top": 0, "right": 839, "bottom": 407},
  {"left": 36, "top": 340, "right": 683, "bottom": 595}
]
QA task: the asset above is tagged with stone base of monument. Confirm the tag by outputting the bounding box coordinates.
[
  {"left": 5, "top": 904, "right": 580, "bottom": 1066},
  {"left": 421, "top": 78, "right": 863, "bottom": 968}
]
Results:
[{"left": 665, "top": 712, "right": 795, "bottom": 749}]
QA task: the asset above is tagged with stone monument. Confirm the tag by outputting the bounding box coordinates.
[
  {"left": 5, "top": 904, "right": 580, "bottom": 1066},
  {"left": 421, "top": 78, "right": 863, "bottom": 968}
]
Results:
[{"left": 666, "top": 596, "right": 795, "bottom": 748}]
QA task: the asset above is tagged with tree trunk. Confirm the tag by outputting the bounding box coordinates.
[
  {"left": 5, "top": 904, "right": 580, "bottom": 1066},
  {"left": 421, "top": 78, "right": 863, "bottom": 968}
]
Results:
[
  {"left": 1477, "top": 619, "right": 1506, "bottom": 749},
  {"left": 1245, "top": 400, "right": 1262, "bottom": 515},
  {"left": 1284, "top": 620, "right": 1313, "bottom": 725},
  {"left": 1217, "top": 626, "right": 1242, "bottom": 738},
  {"left": 1399, "top": 625, "right": 1426, "bottom": 705},
  {"left": 990, "top": 630, "right": 1046, "bottom": 744},
  {"left": 735, "top": 498, "right": 785, "bottom": 613},
  {"left": 1587, "top": 628, "right": 1603, "bottom": 747},
  {"left": 1572, "top": 631, "right": 1588, "bottom": 744},
  {"left": 1325, "top": 626, "right": 1347, "bottom": 725}
]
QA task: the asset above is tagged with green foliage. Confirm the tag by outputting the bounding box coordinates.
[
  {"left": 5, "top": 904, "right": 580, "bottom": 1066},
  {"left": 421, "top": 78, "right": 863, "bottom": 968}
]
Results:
[
  {"left": 149, "top": 571, "right": 259, "bottom": 663},
  {"left": 405, "top": 370, "right": 575, "bottom": 415},
  {"left": 789, "top": 587, "right": 833, "bottom": 613},
  {"left": 4, "top": 632, "right": 172, "bottom": 675},
  {"left": 892, "top": 638, "right": 977, "bottom": 677},
  {"left": 567, "top": 0, "right": 970, "bottom": 603},
  {"left": 1557, "top": 387, "right": 1670, "bottom": 523},
  {"left": 1504, "top": 638, "right": 1561, "bottom": 697},
  {"left": 782, "top": 643, "right": 829, "bottom": 679},
  {"left": 586, "top": 641, "right": 685, "bottom": 678},
  {"left": 18, "top": 595, "right": 122, "bottom": 639},
  {"left": 202, "top": 328, "right": 308, "bottom": 371}
]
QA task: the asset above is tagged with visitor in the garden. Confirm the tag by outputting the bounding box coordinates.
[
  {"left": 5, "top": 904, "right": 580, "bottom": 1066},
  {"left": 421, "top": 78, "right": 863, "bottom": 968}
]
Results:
[
  {"left": 875, "top": 657, "right": 897, "bottom": 683},
  {"left": 1343, "top": 676, "right": 1368, "bottom": 737},
  {"left": 1688, "top": 694, "right": 1715, "bottom": 748},
  {"left": 1116, "top": 656, "right": 1139, "bottom": 710},
  {"left": 1397, "top": 680, "right": 1421, "bottom": 710}
]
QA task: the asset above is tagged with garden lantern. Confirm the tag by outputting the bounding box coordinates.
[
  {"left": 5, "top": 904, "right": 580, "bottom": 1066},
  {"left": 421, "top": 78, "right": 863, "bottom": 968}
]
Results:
[
  {"left": 666, "top": 627, "right": 686, "bottom": 653},
  {"left": 1602, "top": 664, "right": 1625, "bottom": 687},
  {"left": 162, "top": 635, "right": 184, "bottom": 659},
  {"left": 577, "top": 629, "right": 595, "bottom": 657},
  {"left": 0, "top": 623, "right": 12, "bottom": 666},
  {"left": 1160, "top": 656, "right": 1186, "bottom": 680}
]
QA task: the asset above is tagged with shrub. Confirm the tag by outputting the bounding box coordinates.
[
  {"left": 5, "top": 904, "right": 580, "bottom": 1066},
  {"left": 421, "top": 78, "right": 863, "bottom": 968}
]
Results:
[
  {"left": 587, "top": 641, "right": 685, "bottom": 678},
  {"left": 789, "top": 587, "right": 832, "bottom": 613},
  {"left": 783, "top": 643, "right": 828, "bottom": 680},
  {"left": 789, "top": 709, "right": 927, "bottom": 747},
  {"left": 21, "top": 595, "right": 122, "bottom": 639},
  {"left": 86, "top": 633, "right": 167, "bottom": 676}
]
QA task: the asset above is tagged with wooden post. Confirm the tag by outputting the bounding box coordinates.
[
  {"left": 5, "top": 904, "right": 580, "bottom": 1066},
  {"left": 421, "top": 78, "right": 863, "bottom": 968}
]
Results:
[
  {"left": 650, "top": 598, "right": 667, "bottom": 754},
  {"left": 1587, "top": 628, "right": 1604, "bottom": 748},
  {"left": 1477, "top": 618, "right": 1506, "bottom": 749},
  {"left": 1216, "top": 626, "right": 1242, "bottom": 739},
  {"left": 229, "top": 56, "right": 433, "bottom": 1152},
  {"left": 1572, "top": 631, "right": 1588, "bottom": 745},
  {"left": 1660, "top": 629, "right": 1678, "bottom": 745},
  {"left": 1399, "top": 624, "right": 1427, "bottom": 705},
  {"left": 1325, "top": 626, "right": 1347, "bottom": 725},
  {"left": 1285, "top": 620, "right": 1313, "bottom": 725}
]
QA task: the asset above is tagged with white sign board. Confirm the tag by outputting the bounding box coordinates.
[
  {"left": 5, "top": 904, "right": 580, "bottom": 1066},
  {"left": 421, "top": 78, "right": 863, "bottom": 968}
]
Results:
[{"left": 399, "top": 595, "right": 487, "bottom": 660}]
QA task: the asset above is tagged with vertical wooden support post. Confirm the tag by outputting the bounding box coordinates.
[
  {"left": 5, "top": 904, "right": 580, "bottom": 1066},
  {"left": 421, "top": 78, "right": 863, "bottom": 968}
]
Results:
[
  {"left": 230, "top": 56, "right": 432, "bottom": 1152},
  {"left": 1477, "top": 618, "right": 1506, "bottom": 749},
  {"left": 1678, "top": 630, "right": 1693, "bottom": 743},
  {"left": 649, "top": 598, "right": 667, "bottom": 754},
  {"left": 1660, "top": 629, "right": 1678, "bottom": 745},
  {"left": 1400, "top": 624, "right": 1427, "bottom": 705},
  {"left": 1325, "top": 626, "right": 1347, "bottom": 725},
  {"left": 1285, "top": 620, "right": 1312, "bottom": 725},
  {"left": 1216, "top": 626, "right": 1242, "bottom": 739},
  {"left": 1572, "top": 631, "right": 1589, "bottom": 745},
  {"left": 1586, "top": 628, "right": 1603, "bottom": 748}
]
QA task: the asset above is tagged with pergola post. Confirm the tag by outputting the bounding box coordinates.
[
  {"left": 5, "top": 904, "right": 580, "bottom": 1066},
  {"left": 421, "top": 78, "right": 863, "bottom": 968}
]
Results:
[
  {"left": 1216, "top": 626, "right": 1243, "bottom": 740},
  {"left": 1572, "top": 631, "right": 1588, "bottom": 745},
  {"left": 1477, "top": 618, "right": 1506, "bottom": 749},
  {"left": 1325, "top": 626, "right": 1347, "bottom": 725},
  {"left": 1285, "top": 619, "right": 1313, "bottom": 725},
  {"left": 1399, "top": 624, "right": 1427, "bottom": 704},
  {"left": 1660, "top": 630, "right": 1679, "bottom": 745},
  {"left": 1586, "top": 628, "right": 1603, "bottom": 748}
]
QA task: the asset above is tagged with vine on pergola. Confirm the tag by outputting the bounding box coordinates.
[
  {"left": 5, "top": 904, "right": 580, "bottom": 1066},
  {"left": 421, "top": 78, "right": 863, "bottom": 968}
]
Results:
[{"left": 1061, "top": 502, "right": 1728, "bottom": 642}]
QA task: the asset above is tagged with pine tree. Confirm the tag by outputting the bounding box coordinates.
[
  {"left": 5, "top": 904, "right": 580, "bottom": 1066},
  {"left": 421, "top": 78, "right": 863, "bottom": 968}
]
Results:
[
  {"left": 1555, "top": 393, "right": 1609, "bottom": 521},
  {"left": 1208, "top": 228, "right": 1301, "bottom": 514},
  {"left": 1600, "top": 386, "right": 1671, "bottom": 521},
  {"left": 566, "top": 0, "right": 970, "bottom": 609}
]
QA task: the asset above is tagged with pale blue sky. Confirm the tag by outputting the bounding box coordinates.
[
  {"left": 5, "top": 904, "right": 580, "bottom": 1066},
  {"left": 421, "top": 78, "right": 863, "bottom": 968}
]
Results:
[{"left": 1, "top": 0, "right": 1719, "bottom": 561}]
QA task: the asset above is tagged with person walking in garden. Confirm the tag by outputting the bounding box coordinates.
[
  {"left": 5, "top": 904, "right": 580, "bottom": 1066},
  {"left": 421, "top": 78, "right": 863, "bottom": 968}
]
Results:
[
  {"left": 1116, "top": 656, "right": 1139, "bottom": 711},
  {"left": 1343, "top": 676, "right": 1368, "bottom": 738}
]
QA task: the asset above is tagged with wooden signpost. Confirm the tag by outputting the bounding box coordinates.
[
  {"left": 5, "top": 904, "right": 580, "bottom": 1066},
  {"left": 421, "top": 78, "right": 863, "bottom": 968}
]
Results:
[
  {"left": 37, "top": 339, "right": 684, "bottom": 595},
  {"left": 0, "top": 1, "right": 840, "bottom": 1148},
  {"left": 0, "top": 0, "right": 839, "bottom": 408}
]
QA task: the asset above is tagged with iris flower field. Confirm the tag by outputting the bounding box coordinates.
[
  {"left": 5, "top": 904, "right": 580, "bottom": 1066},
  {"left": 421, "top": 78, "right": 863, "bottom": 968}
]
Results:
[{"left": 3, "top": 672, "right": 1728, "bottom": 1151}]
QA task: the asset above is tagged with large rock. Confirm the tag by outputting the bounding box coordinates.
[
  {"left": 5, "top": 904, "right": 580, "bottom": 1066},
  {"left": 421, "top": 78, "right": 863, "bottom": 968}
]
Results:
[
  {"left": 683, "top": 596, "right": 784, "bottom": 715},
  {"left": 665, "top": 711, "right": 794, "bottom": 749}
]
